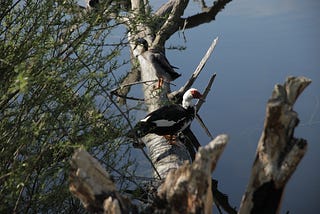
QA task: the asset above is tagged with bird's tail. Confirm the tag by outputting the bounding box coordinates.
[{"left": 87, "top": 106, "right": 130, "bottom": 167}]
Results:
[{"left": 171, "top": 72, "right": 181, "bottom": 80}]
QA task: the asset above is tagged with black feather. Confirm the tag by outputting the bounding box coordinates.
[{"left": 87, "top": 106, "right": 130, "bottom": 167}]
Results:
[
  {"left": 130, "top": 104, "right": 195, "bottom": 138},
  {"left": 149, "top": 49, "right": 181, "bottom": 81}
]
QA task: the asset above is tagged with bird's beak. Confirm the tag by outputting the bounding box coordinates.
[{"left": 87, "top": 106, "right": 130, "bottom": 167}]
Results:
[{"left": 132, "top": 44, "right": 140, "bottom": 57}]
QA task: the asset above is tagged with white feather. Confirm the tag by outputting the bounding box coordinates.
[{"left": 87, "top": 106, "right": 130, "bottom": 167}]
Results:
[
  {"left": 153, "top": 119, "right": 176, "bottom": 127},
  {"left": 140, "top": 115, "right": 151, "bottom": 122}
]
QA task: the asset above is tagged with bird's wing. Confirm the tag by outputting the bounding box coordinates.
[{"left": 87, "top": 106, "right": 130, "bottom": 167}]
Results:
[
  {"left": 149, "top": 50, "right": 180, "bottom": 76},
  {"left": 143, "top": 105, "right": 187, "bottom": 126}
]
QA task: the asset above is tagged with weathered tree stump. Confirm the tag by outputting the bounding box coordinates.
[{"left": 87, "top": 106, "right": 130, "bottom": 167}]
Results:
[
  {"left": 239, "top": 76, "right": 311, "bottom": 214},
  {"left": 156, "top": 134, "right": 228, "bottom": 214}
]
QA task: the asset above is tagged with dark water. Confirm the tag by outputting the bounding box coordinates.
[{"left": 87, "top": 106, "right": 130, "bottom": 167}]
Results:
[{"left": 165, "top": 1, "right": 320, "bottom": 213}]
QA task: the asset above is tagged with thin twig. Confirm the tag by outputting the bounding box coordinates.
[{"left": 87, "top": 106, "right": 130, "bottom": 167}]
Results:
[
  {"left": 196, "top": 113, "right": 214, "bottom": 140},
  {"left": 110, "top": 79, "right": 176, "bottom": 101},
  {"left": 111, "top": 79, "right": 158, "bottom": 91},
  {"left": 99, "top": 156, "right": 154, "bottom": 197},
  {"left": 141, "top": 147, "right": 162, "bottom": 180},
  {"left": 111, "top": 92, "right": 145, "bottom": 101},
  {"left": 194, "top": 73, "right": 216, "bottom": 139}
]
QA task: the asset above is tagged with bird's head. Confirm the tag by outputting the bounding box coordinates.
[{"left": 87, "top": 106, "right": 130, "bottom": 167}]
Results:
[
  {"left": 190, "top": 88, "right": 203, "bottom": 99},
  {"left": 133, "top": 38, "right": 149, "bottom": 57},
  {"left": 182, "top": 88, "right": 203, "bottom": 108}
]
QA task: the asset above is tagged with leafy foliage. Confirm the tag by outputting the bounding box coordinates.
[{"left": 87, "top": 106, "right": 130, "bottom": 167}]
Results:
[{"left": 0, "top": 0, "right": 135, "bottom": 212}]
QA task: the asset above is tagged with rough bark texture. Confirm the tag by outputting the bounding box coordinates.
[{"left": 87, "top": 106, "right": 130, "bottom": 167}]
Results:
[{"left": 239, "top": 76, "right": 311, "bottom": 214}]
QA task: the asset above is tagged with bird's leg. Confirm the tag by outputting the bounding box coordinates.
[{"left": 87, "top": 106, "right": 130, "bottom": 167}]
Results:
[
  {"left": 159, "top": 78, "right": 163, "bottom": 88},
  {"left": 164, "top": 135, "right": 176, "bottom": 144},
  {"left": 154, "top": 78, "right": 163, "bottom": 90}
]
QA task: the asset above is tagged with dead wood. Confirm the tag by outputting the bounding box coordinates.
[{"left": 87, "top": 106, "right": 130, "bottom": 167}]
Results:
[
  {"left": 151, "top": 134, "right": 228, "bottom": 214},
  {"left": 239, "top": 76, "right": 311, "bottom": 214},
  {"left": 69, "top": 136, "right": 228, "bottom": 214},
  {"left": 181, "top": 0, "right": 232, "bottom": 29},
  {"left": 69, "top": 149, "right": 137, "bottom": 214},
  {"left": 168, "top": 37, "right": 219, "bottom": 102}
]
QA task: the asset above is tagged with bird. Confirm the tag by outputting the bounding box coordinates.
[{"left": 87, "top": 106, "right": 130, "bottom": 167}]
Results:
[
  {"left": 133, "top": 38, "right": 181, "bottom": 89},
  {"left": 130, "top": 88, "right": 203, "bottom": 143}
]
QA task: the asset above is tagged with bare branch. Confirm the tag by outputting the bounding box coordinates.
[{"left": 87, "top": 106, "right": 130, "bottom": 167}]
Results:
[
  {"left": 153, "top": 0, "right": 189, "bottom": 48},
  {"left": 113, "top": 68, "right": 141, "bottom": 104},
  {"left": 196, "top": 113, "right": 214, "bottom": 140},
  {"left": 188, "top": 74, "right": 217, "bottom": 141},
  {"left": 182, "top": 0, "right": 233, "bottom": 29},
  {"left": 196, "top": 73, "right": 216, "bottom": 111},
  {"left": 153, "top": 0, "right": 231, "bottom": 43},
  {"left": 169, "top": 37, "right": 218, "bottom": 101},
  {"left": 154, "top": 0, "right": 176, "bottom": 16},
  {"left": 111, "top": 79, "right": 178, "bottom": 103}
]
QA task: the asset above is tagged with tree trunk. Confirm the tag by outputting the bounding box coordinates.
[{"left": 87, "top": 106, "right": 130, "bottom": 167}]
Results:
[
  {"left": 114, "top": 0, "right": 232, "bottom": 180},
  {"left": 136, "top": 48, "right": 191, "bottom": 179},
  {"left": 128, "top": 1, "right": 193, "bottom": 180}
]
